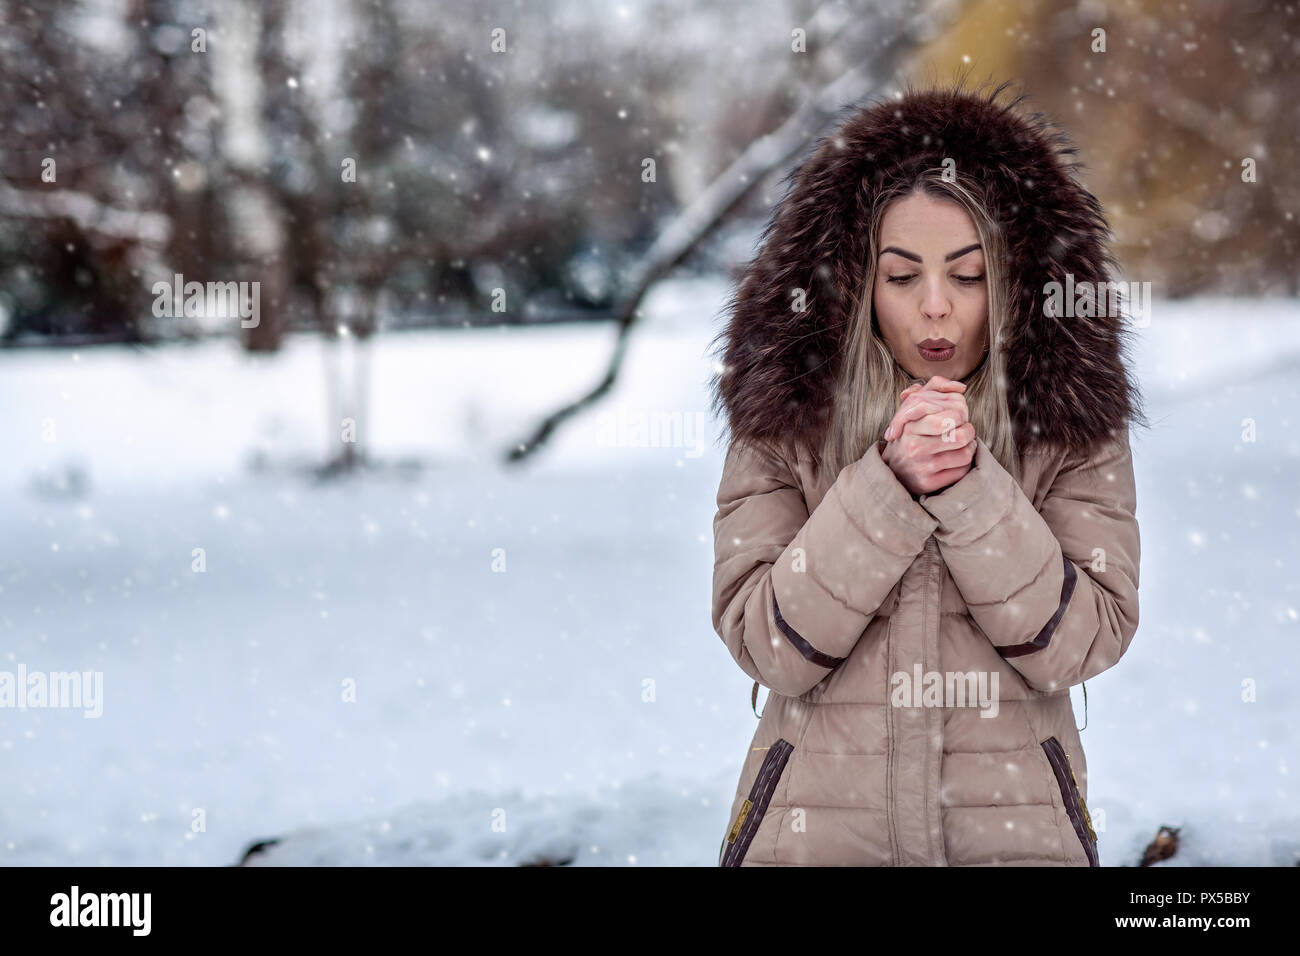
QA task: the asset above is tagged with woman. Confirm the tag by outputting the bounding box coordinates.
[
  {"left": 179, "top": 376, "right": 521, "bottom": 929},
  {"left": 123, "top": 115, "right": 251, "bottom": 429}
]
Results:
[{"left": 707, "top": 81, "right": 1148, "bottom": 866}]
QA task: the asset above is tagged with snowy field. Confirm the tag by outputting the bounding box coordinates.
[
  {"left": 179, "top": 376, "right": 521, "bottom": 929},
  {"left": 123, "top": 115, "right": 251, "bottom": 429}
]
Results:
[{"left": 1, "top": 279, "right": 1297, "bottom": 866}]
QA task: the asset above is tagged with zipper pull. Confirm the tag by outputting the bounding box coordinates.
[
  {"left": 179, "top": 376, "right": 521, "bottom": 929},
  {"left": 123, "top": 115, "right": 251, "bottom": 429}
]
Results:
[{"left": 1065, "top": 751, "right": 1098, "bottom": 844}]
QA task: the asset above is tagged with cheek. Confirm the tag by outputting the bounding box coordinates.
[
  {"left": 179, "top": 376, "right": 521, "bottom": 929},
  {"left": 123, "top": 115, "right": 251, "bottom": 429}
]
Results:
[
  {"left": 960, "top": 294, "right": 989, "bottom": 340},
  {"left": 872, "top": 281, "right": 897, "bottom": 333}
]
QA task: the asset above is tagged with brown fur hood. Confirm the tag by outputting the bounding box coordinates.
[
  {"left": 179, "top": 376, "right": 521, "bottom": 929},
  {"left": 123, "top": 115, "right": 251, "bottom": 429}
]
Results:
[{"left": 708, "top": 81, "right": 1146, "bottom": 459}]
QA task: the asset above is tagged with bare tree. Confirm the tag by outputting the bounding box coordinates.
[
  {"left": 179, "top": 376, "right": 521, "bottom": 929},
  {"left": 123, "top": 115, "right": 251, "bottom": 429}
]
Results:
[{"left": 504, "top": 1, "right": 935, "bottom": 463}]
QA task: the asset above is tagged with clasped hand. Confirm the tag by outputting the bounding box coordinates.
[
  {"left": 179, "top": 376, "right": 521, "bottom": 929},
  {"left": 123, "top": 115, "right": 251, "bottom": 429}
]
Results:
[{"left": 879, "top": 375, "right": 977, "bottom": 497}]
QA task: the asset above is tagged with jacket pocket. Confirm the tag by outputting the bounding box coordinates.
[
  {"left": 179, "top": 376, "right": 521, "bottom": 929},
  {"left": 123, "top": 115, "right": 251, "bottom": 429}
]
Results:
[
  {"left": 720, "top": 737, "right": 794, "bottom": 867},
  {"left": 1041, "top": 735, "right": 1099, "bottom": 867}
]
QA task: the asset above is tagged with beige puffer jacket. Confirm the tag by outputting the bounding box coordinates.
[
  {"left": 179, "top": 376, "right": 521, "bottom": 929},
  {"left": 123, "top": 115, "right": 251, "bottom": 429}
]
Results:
[
  {"left": 711, "top": 431, "right": 1138, "bottom": 866},
  {"left": 706, "top": 85, "right": 1146, "bottom": 866}
]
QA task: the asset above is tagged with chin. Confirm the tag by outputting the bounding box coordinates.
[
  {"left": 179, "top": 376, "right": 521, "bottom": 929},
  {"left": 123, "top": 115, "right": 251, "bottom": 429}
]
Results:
[{"left": 917, "top": 356, "right": 976, "bottom": 380}]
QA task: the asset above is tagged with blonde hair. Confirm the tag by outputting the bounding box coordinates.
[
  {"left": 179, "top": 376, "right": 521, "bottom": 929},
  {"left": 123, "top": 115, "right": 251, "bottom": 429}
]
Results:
[{"left": 816, "top": 167, "right": 1021, "bottom": 484}]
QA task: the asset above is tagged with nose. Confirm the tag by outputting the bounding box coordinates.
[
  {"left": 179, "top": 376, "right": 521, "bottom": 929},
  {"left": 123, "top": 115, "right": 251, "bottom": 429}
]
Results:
[{"left": 921, "top": 276, "right": 951, "bottom": 320}]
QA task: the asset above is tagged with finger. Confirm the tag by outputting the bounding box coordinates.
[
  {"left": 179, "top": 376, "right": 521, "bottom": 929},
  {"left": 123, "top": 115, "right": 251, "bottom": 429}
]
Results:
[
  {"left": 928, "top": 464, "right": 974, "bottom": 489},
  {"left": 885, "top": 401, "right": 940, "bottom": 441},
  {"left": 910, "top": 381, "right": 965, "bottom": 398},
  {"left": 929, "top": 420, "right": 976, "bottom": 445},
  {"left": 923, "top": 428, "right": 978, "bottom": 462},
  {"left": 884, "top": 400, "right": 949, "bottom": 441},
  {"left": 907, "top": 383, "right": 968, "bottom": 406},
  {"left": 886, "top": 399, "right": 952, "bottom": 441},
  {"left": 899, "top": 377, "right": 964, "bottom": 402},
  {"left": 900, "top": 389, "right": 969, "bottom": 428},
  {"left": 930, "top": 439, "right": 977, "bottom": 471},
  {"left": 885, "top": 387, "right": 970, "bottom": 441},
  {"left": 923, "top": 375, "right": 966, "bottom": 390},
  {"left": 904, "top": 389, "right": 968, "bottom": 414},
  {"left": 906, "top": 442, "right": 976, "bottom": 492},
  {"left": 898, "top": 391, "right": 969, "bottom": 427},
  {"left": 898, "top": 411, "right": 971, "bottom": 441},
  {"left": 904, "top": 381, "right": 968, "bottom": 404}
]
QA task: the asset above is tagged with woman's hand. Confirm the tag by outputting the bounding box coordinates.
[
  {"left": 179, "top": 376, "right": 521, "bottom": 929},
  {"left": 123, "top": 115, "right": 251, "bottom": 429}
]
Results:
[
  {"left": 884, "top": 376, "right": 968, "bottom": 441},
  {"left": 880, "top": 375, "right": 977, "bottom": 496}
]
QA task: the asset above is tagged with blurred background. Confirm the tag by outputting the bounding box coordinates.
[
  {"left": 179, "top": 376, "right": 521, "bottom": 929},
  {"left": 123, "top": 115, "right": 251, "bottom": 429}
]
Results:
[{"left": 1, "top": 0, "right": 1296, "bottom": 866}]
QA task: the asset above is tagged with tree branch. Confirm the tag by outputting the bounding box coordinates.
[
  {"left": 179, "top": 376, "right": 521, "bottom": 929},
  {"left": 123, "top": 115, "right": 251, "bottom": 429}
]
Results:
[{"left": 504, "top": 13, "right": 924, "bottom": 464}]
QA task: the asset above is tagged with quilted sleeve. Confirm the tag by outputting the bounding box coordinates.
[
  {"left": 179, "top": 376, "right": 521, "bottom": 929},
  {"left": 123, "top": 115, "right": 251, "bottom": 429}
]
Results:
[
  {"left": 916, "top": 430, "right": 1141, "bottom": 692},
  {"left": 712, "top": 438, "right": 939, "bottom": 698}
]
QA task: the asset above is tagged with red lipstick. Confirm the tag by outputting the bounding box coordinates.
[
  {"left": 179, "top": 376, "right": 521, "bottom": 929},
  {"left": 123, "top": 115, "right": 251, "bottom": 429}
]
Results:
[{"left": 917, "top": 338, "right": 955, "bottom": 362}]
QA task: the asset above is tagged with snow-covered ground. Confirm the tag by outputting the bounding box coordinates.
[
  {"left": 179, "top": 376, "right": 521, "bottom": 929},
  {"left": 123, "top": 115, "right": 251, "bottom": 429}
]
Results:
[{"left": 0, "top": 281, "right": 1297, "bottom": 866}]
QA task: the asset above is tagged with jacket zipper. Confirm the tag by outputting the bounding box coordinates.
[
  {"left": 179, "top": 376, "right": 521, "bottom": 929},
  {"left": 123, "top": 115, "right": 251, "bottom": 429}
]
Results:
[
  {"left": 887, "top": 535, "right": 941, "bottom": 866},
  {"left": 922, "top": 535, "right": 943, "bottom": 866},
  {"left": 720, "top": 737, "right": 794, "bottom": 866},
  {"left": 1041, "top": 735, "right": 1099, "bottom": 866}
]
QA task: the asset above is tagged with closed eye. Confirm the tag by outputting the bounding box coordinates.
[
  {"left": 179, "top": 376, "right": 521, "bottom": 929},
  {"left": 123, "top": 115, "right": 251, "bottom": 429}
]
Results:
[{"left": 887, "top": 273, "right": 984, "bottom": 285}]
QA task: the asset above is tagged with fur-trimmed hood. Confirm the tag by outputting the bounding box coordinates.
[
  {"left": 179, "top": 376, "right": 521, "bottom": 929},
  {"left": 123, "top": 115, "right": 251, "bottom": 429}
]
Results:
[{"left": 708, "top": 81, "right": 1145, "bottom": 458}]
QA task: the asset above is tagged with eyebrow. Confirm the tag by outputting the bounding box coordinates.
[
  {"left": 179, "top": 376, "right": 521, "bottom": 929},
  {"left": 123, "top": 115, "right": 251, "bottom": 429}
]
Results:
[{"left": 879, "top": 243, "right": 982, "bottom": 263}]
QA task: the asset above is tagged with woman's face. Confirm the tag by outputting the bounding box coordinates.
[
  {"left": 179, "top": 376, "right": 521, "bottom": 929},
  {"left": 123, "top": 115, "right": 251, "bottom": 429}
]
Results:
[{"left": 873, "top": 191, "right": 989, "bottom": 381}]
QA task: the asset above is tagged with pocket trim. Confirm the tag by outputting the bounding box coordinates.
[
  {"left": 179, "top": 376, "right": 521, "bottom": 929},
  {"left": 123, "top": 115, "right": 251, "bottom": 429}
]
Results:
[
  {"left": 1041, "top": 735, "right": 1099, "bottom": 867},
  {"left": 720, "top": 737, "right": 794, "bottom": 867}
]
